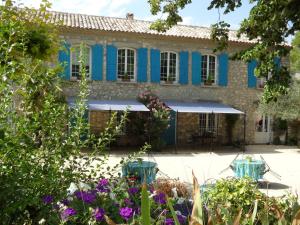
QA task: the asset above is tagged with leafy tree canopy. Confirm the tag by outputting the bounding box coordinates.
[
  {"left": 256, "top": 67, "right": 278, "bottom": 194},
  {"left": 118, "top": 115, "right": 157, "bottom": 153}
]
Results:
[
  {"left": 290, "top": 32, "right": 300, "bottom": 74},
  {"left": 259, "top": 79, "right": 300, "bottom": 121},
  {"left": 148, "top": 0, "right": 300, "bottom": 102}
]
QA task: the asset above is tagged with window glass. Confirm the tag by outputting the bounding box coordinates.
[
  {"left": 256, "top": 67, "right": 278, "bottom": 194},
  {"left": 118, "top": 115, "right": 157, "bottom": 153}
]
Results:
[
  {"left": 199, "top": 113, "right": 217, "bottom": 135},
  {"left": 117, "top": 48, "right": 135, "bottom": 80},
  {"left": 71, "top": 46, "right": 90, "bottom": 79},
  {"left": 160, "top": 52, "right": 177, "bottom": 82},
  {"left": 201, "top": 55, "right": 216, "bottom": 84}
]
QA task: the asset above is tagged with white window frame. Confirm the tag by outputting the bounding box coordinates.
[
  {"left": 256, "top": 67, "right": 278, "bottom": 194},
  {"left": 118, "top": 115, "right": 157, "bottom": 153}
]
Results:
[
  {"left": 201, "top": 54, "right": 218, "bottom": 85},
  {"left": 70, "top": 45, "right": 92, "bottom": 80},
  {"left": 257, "top": 72, "right": 272, "bottom": 89},
  {"left": 199, "top": 113, "right": 218, "bottom": 135},
  {"left": 117, "top": 48, "right": 136, "bottom": 82},
  {"left": 160, "top": 51, "right": 179, "bottom": 83}
]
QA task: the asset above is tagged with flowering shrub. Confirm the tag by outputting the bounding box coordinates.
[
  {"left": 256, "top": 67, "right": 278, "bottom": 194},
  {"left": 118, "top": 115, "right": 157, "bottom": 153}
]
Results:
[
  {"left": 42, "top": 177, "right": 190, "bottom": 224},
  {"left": 133, "top": 90, "right": 170, "bottom": 150}
]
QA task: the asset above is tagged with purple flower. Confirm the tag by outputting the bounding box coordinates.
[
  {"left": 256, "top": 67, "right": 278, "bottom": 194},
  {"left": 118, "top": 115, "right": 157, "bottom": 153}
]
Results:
[
  {"left": 153, "top": 192, "right": 167, "bottom": 205},
  {"left": 75, "top": 191, "right": 96, "bottom": 204},
  {"left": 61, "top": 208, "right": 77, "bottom": 221},
  {"left": 128, "top": 187, "right": 139, "bottom": 195},
  {"left": 42, "top": 195, "right": 53, "bottom": 204},
  {"left": 165, "top": 218, "right": 174, "bottom": 225},
  {"left": 119, "top": 207, "right": 133, "bottom": 221},
  {"left": 61, "top": 199, "right": 70, "bottom": 206},
  {"left": 94, "top": 208, "right": 105, "bottom": 221},
  {"left": 96, "top": 178, "right": 110, "bottom": 193},
  {"left": 177, "top": 214, "right": 186, "bottom": 224}
]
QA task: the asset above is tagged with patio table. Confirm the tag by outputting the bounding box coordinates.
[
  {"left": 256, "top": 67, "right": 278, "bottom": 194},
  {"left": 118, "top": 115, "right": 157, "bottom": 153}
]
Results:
[
  {"left": 122, "top": 161, "right": 157, "bottom": 184},
  {"left": 232, "top": 159, "right": 266, "bottom": 181}
]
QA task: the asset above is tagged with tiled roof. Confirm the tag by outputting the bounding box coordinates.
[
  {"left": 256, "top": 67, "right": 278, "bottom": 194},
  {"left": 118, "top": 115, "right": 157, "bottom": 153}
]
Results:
[{"left": 40, "top": 10, "right": 254, "bottom": 44}]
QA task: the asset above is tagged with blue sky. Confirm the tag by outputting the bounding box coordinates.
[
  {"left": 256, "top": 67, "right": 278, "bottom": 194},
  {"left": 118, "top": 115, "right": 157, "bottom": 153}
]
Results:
[{"left": 18, "top": 0, "right": 253, "bottom": 30}]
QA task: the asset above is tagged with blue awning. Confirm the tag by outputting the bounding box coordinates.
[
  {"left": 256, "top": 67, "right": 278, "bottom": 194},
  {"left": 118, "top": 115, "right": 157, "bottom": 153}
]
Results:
[
  {"left": 68, "top": 99, "right": 149, "bottom": 112},
  {"left": 164, "top": 101, "right": 244, "bottom": 114}
]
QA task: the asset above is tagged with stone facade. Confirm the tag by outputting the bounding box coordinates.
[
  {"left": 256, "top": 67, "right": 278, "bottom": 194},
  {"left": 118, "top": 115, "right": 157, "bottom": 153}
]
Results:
[
  {"left": 89, "top": 111, "right": 110, "bottom": 136},
  {"left": 59, "top": 28, "right": 284, "bottom": 145}
]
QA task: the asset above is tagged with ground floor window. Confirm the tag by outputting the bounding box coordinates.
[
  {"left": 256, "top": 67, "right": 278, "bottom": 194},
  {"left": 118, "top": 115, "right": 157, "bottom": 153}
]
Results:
[{"left": 199, "top": 113, "right": 217, "bottom": 135}]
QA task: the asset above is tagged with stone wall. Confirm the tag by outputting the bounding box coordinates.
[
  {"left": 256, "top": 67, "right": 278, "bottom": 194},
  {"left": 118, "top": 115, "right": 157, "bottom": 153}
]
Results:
[
  {"left": 89, "top": 110, "right": 110, "bottom": 136},
  {"left": 177, "top": 113, "right": 199, "bottom": 144},
  {"left": 60, "top": 28, "right": 278, "bottom": 144}
]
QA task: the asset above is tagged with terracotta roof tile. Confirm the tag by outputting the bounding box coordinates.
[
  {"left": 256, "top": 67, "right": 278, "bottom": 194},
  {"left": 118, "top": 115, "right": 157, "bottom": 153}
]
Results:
[{"left": 41, "top": 10, "right": 254, "bottom": 44}]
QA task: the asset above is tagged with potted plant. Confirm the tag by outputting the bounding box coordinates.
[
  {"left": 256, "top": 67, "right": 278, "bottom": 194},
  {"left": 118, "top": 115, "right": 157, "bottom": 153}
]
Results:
[
  {"left": 204, "top": 74, "right": 213, "bottom": 86},
  {"left": 122, "top": 72, "right": 130, "bottom": 82}
]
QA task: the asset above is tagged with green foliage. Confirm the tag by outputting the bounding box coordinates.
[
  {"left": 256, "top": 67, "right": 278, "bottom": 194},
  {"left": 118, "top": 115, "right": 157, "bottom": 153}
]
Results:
[
  {"left": 210, "top": 21, "right": 230, "bottom": 52},
  {"left": 148, "top": 0, "right": 192, "bottom": 32},
  {"left": 0, "top": 1, "right": 147, "bottom": 223},
  {"left": 203, "top": 178, "right": 300, "bottom": 225},
  {"left": 290, "top": 32, "right": 300, "bottom": 74},
  {"left": 136, "top": 90, "right": 171, "bottom": 150},
  {"left": 141, "top": 183, "right": 151, "bottom": 225},
  {"left": 259, "top": 79, "right": 300, "bottom": 121},
  {"left": 167, "top": 197, "right": 181, "bottom": 225},
  {"left": 148, "top": 0, "right": 300, "bottom": 102}
]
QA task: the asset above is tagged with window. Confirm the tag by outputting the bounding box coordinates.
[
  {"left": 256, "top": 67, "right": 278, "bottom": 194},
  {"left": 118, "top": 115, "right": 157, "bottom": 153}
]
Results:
[
  {"left": 71, "top": 46, "right": 91, "bottom": 79},
  {"left": 257, "top": 73, "right": 272, "bottom": 89},
  {"left": 117, "top": 48, "right": 136, "bottom": 81},
  {"left": 201, "top": 55, "right": 217, "bottom": 85},
  {"left": 160, "top": 51, "right": 178, "bottom": 82},
  {"left": 199, "top": 113, "right": 217, "bottom": 135}
]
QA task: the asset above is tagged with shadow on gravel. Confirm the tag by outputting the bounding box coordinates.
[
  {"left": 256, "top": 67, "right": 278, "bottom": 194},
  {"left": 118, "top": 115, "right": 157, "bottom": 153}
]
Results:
[{"left": 258, "top": 181, "right": 290, "bottom": 190}]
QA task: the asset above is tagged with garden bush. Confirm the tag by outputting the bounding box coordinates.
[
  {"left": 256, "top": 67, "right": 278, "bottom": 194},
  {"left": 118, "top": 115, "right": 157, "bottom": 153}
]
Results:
[{"left": 0, "top": 1, "right": 147, "bottom": 223}]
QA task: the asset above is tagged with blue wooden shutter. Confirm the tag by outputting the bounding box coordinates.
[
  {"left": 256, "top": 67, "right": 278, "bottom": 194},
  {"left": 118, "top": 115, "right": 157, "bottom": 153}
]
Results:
[
  {"left": 91, "top": 44, "right": 103, "bottom": 81},
  {"left": 150, "top": 49, "right": 161, "bottom": 83},
  {"left": 137, "top": 48, "right": 148, "bottom": 82},
  {"left": 106, "top": 45, "right": 117, "bottom": 81},
  {"left": 179, "top": 51, "right": 189, "bottom": 84},
  {"left": 248, "top": 60, "right": 257, "bottom": 88},
  {"left": 58, "top": 42, "right": 70, "bottom": 80},
  {"left": 192, "top": 51, "right": 201, "bottom": 85},
  {"left": 274, "top": 57, "right": 281, "bottom": 70},
  {"left": 218, "top": 53, "right": 228, "bottom": 86}
]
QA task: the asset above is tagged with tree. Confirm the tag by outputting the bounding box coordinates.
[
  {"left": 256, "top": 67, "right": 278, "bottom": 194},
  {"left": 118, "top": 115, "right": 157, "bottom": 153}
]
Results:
[
  {"left": 259, "top": 79, "right": 300, "bottom": 121},
  {"left": 290, "top": 32, "right": 300, "bottom": 74},
  {"left": 148, "top": 0, "right": 300, "bottom": 102}
]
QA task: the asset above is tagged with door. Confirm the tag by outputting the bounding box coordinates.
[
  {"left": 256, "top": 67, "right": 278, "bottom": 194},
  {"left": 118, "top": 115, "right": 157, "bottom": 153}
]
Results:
[
  {"left": 161, "top": 110, "right": 176, "bottom": 145},
  {"left": 254, "top": 114, "right": 273, "bottom": 144}
]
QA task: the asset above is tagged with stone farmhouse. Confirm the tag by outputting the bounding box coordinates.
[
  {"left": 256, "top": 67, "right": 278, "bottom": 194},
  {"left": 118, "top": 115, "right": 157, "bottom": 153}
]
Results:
[{"left": 51, "top": 11, "right": 282, "bottom": 147}]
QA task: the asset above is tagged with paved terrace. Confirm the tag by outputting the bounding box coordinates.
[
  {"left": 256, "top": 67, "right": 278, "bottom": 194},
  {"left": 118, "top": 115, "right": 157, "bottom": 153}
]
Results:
[{"left": 107, "top": 145, "right": 300, "bottom": 197}]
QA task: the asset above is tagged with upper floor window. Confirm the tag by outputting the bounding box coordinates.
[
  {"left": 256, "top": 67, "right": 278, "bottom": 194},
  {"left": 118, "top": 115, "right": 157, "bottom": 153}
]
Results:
[
  {"left": 117, "top": 48, "right": 136, "bottom": 81},
  {"left": 160, "top": 51, "right": 178, "bottom": 83},
  {"left": 201, "top": 55, "right": 217, "bottom": 85},
  {"left": 71, "top": 46, "right": 91, "bottom": 80},
  {"left": 257, "top": 73, "right": 272, "bottom": 89}
]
